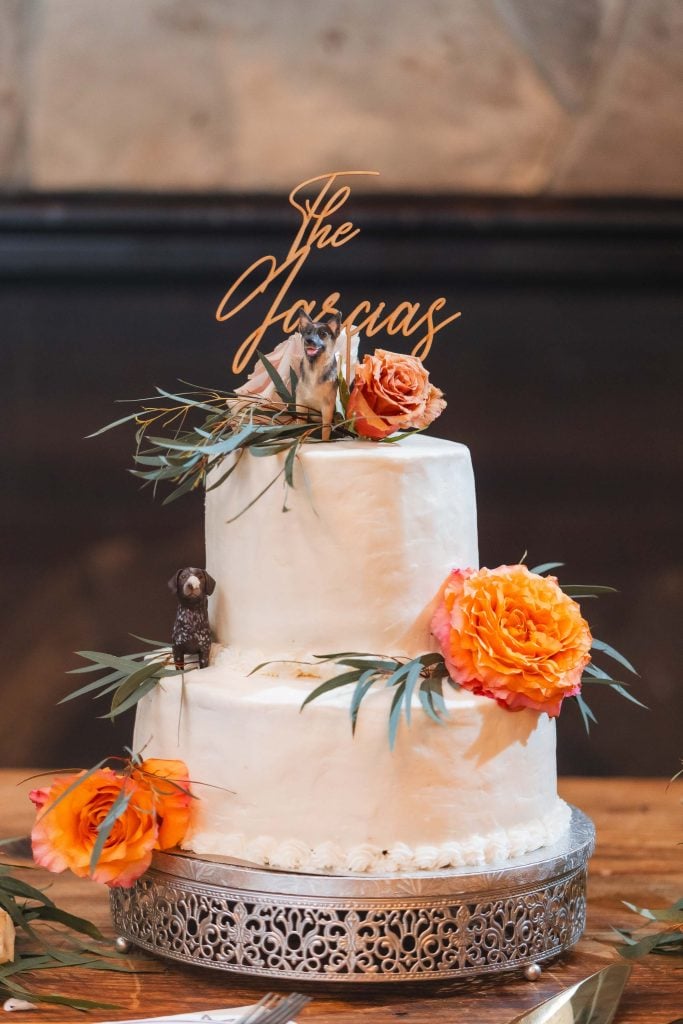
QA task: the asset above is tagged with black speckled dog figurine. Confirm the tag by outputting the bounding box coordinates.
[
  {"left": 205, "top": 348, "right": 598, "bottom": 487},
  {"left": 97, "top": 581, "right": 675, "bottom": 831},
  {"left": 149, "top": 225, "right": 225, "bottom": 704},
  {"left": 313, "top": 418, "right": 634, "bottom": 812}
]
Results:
[
  {"left": 295, "top": 309, "right": 341, "bottom": 441},
  {"left": 168, "top": 567, "right": 216, "bottom": 670}
]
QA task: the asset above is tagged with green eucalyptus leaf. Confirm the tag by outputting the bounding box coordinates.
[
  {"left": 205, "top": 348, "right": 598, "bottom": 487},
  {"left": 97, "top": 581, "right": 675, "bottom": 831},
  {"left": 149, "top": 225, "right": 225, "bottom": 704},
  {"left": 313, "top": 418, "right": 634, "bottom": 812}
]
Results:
[
  {"left": 337, "top": 371, "right": 351, "bottom": 413},
  {"left": 418, "top": 652, "right": 447, "bottom": 669},
  {"left": 148, "top": 427, "right": 250, "bottom": 457},
  {"left": 562, "top": 585, "right": 618, "bottom": 596},
  {"left": 38, "top": 760, "right": 109, "bottom": 820},
  {"left": 284, "top": 441, "right": 299, "bottom": 488},
  {"left": 248, "top": 442, "right": 297, "bottom": 458},
  {"left": 388, "top": 682, "right": 406, "bottom": 750},
  {"left": 89, "top": 790, "right": 133, "bottom": 874},
  {"left": 335, "top": 658, "right": 399, "bottom": 672},
  {"left": 350, "top": 671, "right": 378, "bottom": 734},
  {"left": 616, "top": 930, "right": 679, "bottom": 960},
  {"left": 128, "top": 635, "right": 168, "bottom": 649},
  {"left": 0, "top": 838, "right": 26, "bottom": 850},
  {"left": 66, "top": 660, "right": 122, "bottom": 675},
  {"left": 102, "top": 676, "right": 159, "bottom": 719},
  {"left": 132, "top": 453, "right": 174, "bottom": 467},
  {"left": 402, "top": 660, "right": 424, "bottom": 726},
  {"left": 110, "top": 660, "right": 165, "bottom": 712},
  {"left": 583, "top": 663, "right": 612, "bottom": 680},
  {"left": 225, "top": 467, "right": 285, "bottom": 523},
  {"left": 574, "top": 692, "right": 598, "bottom": 734},
  {"left": 161, "top": 473, "right": 202, "bottom": 504},
  {"left": 313, "top": 651, "right": 381, "bottom": 661},
  {"left": 86, "top": 410, "right": 142, "bottom": 438},
  {"left": 383, "top": 663, "right": 410, "bottom": 690},
  {"left": 153, "top": 386, "right": 218, "bottom": 414},
  {"left": 256, "top": 351, "right": 295, "bottom": 405},
  {"left": 530, "top": 561, "right": 565, "bottom": 575},
  {"left": 609, "top": 683, "right": 648, "bottom": 710},
  {"left": 0, "top": 875, "right": 54, "bottom": 907},
  {"left": 10, "top": 990, "right": 120, "bottom": 1012},
  {"left": 59, "top": 671, "right": 124, "bottom": 704},
  {"left": 204, "top": 454, "right": 242, "bottom": 491},
  {"left": 623, "top": 900, "right": 683, "bottom": 923},
  {"left": 380, "top": 428, "right": 426, "bottom": 444},
  {"left": 74, "top": 652, "right": 149, "bottom": 674},
  {"left": 248, "top": 658, "right": 308, "bottom": 675},
  {"left": 418, "top": 681, "right": 443, "bottom": 726},
  {"left": 301, "top": 671, "right": 361, "bottom": 709},
  {"left": 591, "top": 637, "right": 638, "bottom": 676},
  {"left": 31, "top": 905, "right": 104, "bottom": 941}
]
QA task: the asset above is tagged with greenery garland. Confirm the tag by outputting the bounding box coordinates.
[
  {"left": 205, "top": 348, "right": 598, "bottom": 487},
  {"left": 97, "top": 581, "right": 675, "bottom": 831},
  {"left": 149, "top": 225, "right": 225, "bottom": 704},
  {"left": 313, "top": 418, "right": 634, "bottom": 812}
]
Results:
[{"left": 0, "top": 841, "right": 140, "bottom": 1011}]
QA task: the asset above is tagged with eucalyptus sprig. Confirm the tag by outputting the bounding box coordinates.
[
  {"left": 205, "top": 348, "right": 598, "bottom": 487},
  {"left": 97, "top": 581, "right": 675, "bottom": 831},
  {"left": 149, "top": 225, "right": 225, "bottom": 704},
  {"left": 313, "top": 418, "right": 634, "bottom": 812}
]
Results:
[
  {"left": 0, "top": 846, "right": 142, "bottom": 1011},
  {"left": 60, "top": 636, "right": 179, "bottom": 720},
  {"left": 610, "top": 766, "right": 682, "bottom": 960},
  {"left": 253, "top": 652, "right": 453, "bottom": 749},
  {"left": 90, "top": 355, "right": 359, "bottom": 516},
  {"left": 612, "top": 897, "right": 683, "bottom": 959},
  {"left": 529, "top": 561, "right": 646, "bottom": 734}
]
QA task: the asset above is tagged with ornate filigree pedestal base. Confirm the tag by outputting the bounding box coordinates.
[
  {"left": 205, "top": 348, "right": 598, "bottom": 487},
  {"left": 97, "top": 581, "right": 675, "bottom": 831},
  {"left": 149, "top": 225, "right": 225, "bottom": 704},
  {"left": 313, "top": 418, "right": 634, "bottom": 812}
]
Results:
[{"left": 110, "top": 806, "right": 594, "bottom": 984}]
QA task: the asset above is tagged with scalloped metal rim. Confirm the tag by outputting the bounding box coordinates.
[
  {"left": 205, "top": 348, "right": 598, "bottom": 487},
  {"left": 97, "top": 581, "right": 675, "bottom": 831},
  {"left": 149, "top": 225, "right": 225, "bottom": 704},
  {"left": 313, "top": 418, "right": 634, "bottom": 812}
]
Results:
[{"left": 110, "top": 805, "right": 594, "bottom": 983}]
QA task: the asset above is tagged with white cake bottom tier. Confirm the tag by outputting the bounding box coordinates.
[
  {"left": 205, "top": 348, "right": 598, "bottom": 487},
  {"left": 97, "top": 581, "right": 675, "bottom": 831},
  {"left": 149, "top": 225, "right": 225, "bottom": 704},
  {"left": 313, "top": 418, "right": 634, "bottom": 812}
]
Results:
[{"left": 134, "top": 649, "right": 570, "bottom": 874}]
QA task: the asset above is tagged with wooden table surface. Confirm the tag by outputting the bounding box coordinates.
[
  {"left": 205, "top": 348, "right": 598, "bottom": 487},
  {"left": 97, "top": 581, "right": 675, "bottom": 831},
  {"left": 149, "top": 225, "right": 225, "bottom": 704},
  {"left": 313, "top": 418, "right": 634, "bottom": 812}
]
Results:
[{"left": 1, "top": 774, "right": 681, "bottom": 1023}]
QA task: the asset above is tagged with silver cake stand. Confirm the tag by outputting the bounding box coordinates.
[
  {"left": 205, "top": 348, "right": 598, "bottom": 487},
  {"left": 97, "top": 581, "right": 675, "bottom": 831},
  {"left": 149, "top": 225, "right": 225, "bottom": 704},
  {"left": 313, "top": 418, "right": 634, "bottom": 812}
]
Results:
[{"left": 110, "top": 806, "right": 594, "bottom": 984}]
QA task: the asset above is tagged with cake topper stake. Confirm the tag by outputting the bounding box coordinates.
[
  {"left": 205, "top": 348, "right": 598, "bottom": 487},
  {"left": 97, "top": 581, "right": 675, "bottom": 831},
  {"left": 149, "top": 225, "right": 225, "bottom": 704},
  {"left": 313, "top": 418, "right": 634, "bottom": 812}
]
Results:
[{"left": 344, "top": 322, "right": 354, "bottom": 389}]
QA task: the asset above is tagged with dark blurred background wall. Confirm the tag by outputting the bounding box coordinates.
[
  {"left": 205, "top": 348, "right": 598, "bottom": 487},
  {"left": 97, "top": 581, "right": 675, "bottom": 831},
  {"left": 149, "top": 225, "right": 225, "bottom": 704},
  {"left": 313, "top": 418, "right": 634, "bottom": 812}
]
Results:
[{"left": 1, "top": 0, "right": 681, "bottom": 775}]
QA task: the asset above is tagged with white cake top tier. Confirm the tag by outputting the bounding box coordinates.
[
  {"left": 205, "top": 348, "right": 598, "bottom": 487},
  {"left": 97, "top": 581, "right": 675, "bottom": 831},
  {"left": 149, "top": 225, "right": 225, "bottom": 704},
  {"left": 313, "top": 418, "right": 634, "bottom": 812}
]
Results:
[{"left": 205, "top": 435, "right": 478, "bottom": 658}]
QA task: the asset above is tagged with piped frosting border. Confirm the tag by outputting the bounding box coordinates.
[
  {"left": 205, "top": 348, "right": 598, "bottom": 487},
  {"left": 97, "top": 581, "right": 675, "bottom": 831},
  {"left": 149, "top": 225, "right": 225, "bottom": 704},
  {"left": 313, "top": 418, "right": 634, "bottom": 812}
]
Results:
[{"left": 183, "top": 799, "right": 571, "bottom": 874}]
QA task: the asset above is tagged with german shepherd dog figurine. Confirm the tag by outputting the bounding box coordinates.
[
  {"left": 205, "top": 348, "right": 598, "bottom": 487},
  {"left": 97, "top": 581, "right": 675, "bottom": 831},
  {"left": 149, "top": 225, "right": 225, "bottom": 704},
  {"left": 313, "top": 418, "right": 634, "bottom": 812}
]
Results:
[{"left": 295, "top": 310, "right": 341, "bottom": 441}]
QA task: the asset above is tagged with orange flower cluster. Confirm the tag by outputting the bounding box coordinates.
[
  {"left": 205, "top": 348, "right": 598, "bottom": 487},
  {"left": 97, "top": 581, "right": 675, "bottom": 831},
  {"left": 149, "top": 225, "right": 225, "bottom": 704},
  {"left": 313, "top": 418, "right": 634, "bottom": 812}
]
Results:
[
  {"left": 29, "top": 759, "right": 191, "bottom": 888},
  {"left": 432, "top": 565, "right": 592, "bottom": 716},
  {"left": 347, "top": 349, "right": 446, "bottom": 440}
]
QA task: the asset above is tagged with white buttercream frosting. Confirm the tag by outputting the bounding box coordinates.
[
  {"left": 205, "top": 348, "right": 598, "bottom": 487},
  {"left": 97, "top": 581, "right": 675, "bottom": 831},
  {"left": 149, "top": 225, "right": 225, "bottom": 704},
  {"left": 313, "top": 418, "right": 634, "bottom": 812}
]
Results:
[
  {"left": 134, "top": 649, "right": 570, "bottom": 873},
  {"left": 196, "top": 801, "right": 571, "bottom": 875},
  {"left": 205, "top": 435, "right": 479, "bottom": 657}
]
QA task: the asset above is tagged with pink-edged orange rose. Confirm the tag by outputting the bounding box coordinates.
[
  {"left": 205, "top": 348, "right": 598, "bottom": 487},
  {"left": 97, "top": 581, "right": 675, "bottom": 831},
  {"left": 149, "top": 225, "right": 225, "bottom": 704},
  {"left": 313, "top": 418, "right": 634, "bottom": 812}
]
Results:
[
  {"left": 29, "top": 759, "right": 192, "bottom": 888},
  {"left": 347, "top": 349, "right": 446, "bottom": 440},
  {"left": 132, "top": 758, "right": 192, "bottom": 849},
  {"left": 431, "top": 565, "right": 592, "bottom": 716}
]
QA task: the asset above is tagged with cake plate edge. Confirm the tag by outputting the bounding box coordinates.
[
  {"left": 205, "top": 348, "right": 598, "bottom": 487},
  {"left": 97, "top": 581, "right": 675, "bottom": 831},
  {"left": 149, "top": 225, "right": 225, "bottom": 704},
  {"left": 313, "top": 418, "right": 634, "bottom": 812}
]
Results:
[{"left": 110, "top": 805, "right": 595, "bottom": 984}]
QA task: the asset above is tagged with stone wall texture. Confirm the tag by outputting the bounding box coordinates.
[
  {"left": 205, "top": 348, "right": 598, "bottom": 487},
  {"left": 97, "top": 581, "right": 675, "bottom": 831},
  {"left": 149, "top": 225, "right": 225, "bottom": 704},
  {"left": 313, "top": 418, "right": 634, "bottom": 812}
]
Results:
[{"left": 1, "top": 0, "right": 681, "bottom": 194}]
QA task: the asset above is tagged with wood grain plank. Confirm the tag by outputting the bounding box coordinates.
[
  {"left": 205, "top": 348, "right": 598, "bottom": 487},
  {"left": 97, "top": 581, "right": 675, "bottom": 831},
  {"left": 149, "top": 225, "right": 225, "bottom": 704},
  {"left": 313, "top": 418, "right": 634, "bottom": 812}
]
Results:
[{"left": 1, "top": 773, "right": 680, "bottom": 1023}]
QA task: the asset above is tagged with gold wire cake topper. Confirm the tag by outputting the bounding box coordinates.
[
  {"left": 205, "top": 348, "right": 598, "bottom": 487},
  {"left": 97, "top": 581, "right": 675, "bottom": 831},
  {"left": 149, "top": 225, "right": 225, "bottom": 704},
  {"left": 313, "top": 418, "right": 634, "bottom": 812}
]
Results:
[{"left": 216, "top": 170, "right": 462, "bottom": 376}]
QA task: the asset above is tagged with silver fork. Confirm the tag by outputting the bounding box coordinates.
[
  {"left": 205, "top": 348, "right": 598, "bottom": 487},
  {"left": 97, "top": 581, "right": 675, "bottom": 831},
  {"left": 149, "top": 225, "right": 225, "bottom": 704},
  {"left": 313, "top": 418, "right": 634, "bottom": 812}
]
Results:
[
  {"left": 238, "top": 992, "right": 281, "bottom": 1024},
  {"left": 261, "top": 993, "right": 311, "bottom": 1024},
  {"left": 240, "top": 992, "right": 311, "bottom": 1024}
]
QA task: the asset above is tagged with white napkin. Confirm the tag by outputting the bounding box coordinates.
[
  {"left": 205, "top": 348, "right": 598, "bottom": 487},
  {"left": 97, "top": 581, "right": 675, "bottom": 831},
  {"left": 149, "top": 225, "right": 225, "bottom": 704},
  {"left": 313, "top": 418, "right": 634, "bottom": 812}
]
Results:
[{"left": 100, "top": 1006, "right": 297, "bottom": 1024}]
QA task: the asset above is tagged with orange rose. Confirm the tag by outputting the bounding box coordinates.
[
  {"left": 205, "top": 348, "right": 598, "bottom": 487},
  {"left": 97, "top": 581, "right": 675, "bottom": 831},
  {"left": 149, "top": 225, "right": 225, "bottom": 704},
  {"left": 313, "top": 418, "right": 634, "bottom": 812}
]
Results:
[
  {"left": 431, "top": 565, "right": 592, "bottom": 716},
  {"left": 29, "top": 759, "right": 191, "bottom": 888},
  {"left": 347, "top": 349, "right": 446, "bottom": 440},
  {"left": 133, "top": 758, "right": 192, "bottom": 849}
]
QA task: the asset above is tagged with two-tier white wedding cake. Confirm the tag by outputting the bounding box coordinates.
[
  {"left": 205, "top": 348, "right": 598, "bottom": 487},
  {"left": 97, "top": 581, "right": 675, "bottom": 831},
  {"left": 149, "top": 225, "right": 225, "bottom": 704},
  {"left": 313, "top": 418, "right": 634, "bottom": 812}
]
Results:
[{"left": 134, "top": 435, "right": 570, "bottom": 873}]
